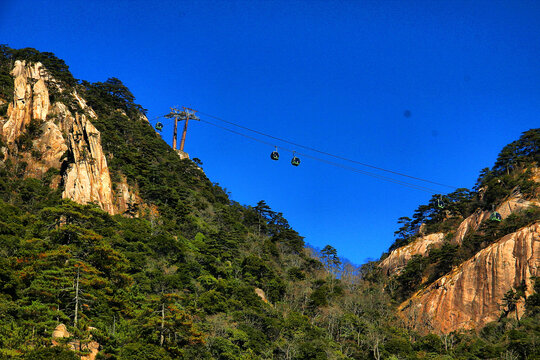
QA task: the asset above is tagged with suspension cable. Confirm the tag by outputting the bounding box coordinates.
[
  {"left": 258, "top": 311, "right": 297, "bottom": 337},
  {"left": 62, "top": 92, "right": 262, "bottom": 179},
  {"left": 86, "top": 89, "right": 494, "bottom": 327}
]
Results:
[
  {"left": 196, "top": 110, "right": 458, "bottom": 190},
  {"left": 199, "top": 118, "right": 442, "bottom": 194}
]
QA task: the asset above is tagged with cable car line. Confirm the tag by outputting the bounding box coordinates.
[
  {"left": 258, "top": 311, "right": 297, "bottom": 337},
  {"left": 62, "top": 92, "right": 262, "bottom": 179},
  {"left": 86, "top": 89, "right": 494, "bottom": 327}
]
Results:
[
  {"left": 198, "top": 118, "right": 443, "bottom": 194},
  {"left": 150, "top": 110, "right": 452, "bottom": 194},
  {"left": 299, "top": 153, "right": 444, "bottom": 194},
  {"left": 148, "top": 115, "right": 166, "bottom": 122},
  {"left": 196, "top": 110, "right": 458, "bottom": 190}
]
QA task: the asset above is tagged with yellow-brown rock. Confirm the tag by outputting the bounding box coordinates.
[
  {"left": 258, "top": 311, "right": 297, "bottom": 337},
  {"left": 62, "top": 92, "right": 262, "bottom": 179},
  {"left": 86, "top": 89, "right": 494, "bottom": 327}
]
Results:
[
  {"left": 401, "top": 222, "right": 539, "bottom": 333},
  {"left": 114, "top": 176, "right": 145, "bottom": 216},
  {"left": 176, "top": 149, "right": 190, "bottom": 160},
  {"left": 382, "top": 186, "right": 540, "bottom": 276},
  {"left": 34, "top": 121, "right": 68, "bottom": 169},
  {"left": 379, "top": 232, "right": 445, "bottom": 275},
  {"left": 0, "top": 60, "right": 120, "bottom": 214},
  {"left": 453, "top": 192, "right": 539, "bottom": 245},
  {"left": 452, "top": 209, "right": 490, "bottom": 245},
  {"left": 51, "top": 323, "right": 70, "bottom": 345},
  {"left": 32, "top": 78, "right": 50, "bottom": 121},
  {"left": 497, "top": 196, "right": 538, "bottom": 219},
  {"left": 2, "top": 60, "right": 34, "bottom": 144},
  {"left": 255, "top": 287, "right": 268, "bottom": 303},
  {"left": 61, "top": 110, "right": 116, "bottom": 214},
  {"left": 52, "top": 324, "right": 100, "bottom": 360}
]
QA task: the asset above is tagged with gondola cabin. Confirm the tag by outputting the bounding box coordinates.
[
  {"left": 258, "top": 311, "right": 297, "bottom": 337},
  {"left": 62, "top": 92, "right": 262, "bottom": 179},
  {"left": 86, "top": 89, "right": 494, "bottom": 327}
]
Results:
[
  {"left": 489, "top": 211, "right": 502, "bottom": 222},
  {"left": 437, "top": 198, "right": 444, "bottom": 209}
]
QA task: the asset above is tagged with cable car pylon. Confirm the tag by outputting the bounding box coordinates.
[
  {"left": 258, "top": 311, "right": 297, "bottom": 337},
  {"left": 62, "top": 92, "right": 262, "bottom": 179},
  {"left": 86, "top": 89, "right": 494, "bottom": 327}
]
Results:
[{"left": 164, "top": 107, "right": 200, "bottom": 159}]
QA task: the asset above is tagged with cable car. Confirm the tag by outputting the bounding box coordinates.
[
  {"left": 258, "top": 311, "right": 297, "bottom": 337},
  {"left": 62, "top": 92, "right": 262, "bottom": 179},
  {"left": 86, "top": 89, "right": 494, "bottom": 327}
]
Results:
[
  {"left": 291, "top": 154, "right": 301, "bottom": 166},
  {"left": 155, "top": 122, "right": 164, "bottom": 131},
  {"left": 270, "top": 147, "right": 279, "bottom": 160},
  {"left": 437, "top": 196, "right": 444, "bottom": 209},
  {"left": 489, "top": 211, "right": 502, "bottom": 222}
]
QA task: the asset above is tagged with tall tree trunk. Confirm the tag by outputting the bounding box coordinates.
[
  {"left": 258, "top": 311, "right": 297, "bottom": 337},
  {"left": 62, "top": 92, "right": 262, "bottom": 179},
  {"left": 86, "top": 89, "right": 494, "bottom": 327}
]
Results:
[
  {"left": 160, "top": 303, "right": 165, "bottom": 346},
  {"left": 74, "top": 268, "right": 80, "bottom": 328}
]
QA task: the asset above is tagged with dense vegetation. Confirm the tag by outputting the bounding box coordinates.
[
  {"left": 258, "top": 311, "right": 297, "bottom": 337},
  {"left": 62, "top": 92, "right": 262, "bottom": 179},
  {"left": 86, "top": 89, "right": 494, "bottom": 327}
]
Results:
[{"left": 0, "top": 47, "right": 539, "bottom": 359}]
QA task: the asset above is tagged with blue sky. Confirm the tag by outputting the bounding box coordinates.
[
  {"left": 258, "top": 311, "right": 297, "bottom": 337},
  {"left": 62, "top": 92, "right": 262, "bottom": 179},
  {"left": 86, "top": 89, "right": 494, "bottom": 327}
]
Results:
[{"left": 1, "top": 0, "right": 539, "bottom": 264}]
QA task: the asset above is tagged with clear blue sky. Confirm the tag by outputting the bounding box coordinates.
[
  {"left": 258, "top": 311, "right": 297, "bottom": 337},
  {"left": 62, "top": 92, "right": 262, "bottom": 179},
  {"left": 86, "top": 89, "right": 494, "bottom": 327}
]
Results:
[{"left": 1, "top": 0, "right": 539, "bottom": 264}]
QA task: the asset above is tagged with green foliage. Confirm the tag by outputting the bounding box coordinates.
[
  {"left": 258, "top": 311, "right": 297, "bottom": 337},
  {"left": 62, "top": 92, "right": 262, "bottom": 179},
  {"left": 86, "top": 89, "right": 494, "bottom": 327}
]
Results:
[
  {"left": 0, "top": 44, "right": 16, "bottom": 101},
  {"left": 491, "top": 129, "right": 540, "bottom": 178},
  {"left": 395, "top": 255, "right": 428, "bottom": 300},
  {"left": 15, "top": 119, "right": 44, "bottom": 151},
  {"left": 118, "top": 343, "right": 173, "bottom": 360},
  {"left": 427, "top": 242, "right": 459, "bottom": 283},
  {"left": 525, "top": 277, "right": 540, "bottom": 316},
  {"left": 1, "top": 47, "right": 538, "bottom": 359},
  {"left": 24, "top": 346, "right": 79, "bottom": 360},
  {"left": 81, "top": 78, "right": 146, "bottom": 116},
  {"left": 0, "top": 45, "right": 78, "bottom": 111}
]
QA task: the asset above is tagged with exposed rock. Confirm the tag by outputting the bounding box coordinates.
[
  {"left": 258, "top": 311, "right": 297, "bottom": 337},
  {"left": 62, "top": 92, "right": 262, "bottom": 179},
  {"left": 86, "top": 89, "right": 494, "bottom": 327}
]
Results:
[
  {"left": 453, "top": 192, "right": 539, "bottom": 245},
  {"left": 138, "top": 112, "right": 149, "bottom": 123},
  {"left": 20, "top": 120, "right": 68, "bottom": 178},
  {"left": 2, "top": 60, "right": 34, "bottom": 144},
  {"left": 532, "top": 166, "right": 540, "bottom": 183},
  {"left": 379, "top": 233, "right": 445, "bottom": 275},
  {"left": 382, "top": 186, "right": 540, "bottom": 276},
  {"left": 452, "top": 209, "right": 490, "bottom": 245},
  {"left": 61, "top": 110, "right": 116, "bottom": 214},
  {"left": 34, "top": 121, "right": 68, "bottom": 167},
  {"left": 417, "top": 223, "right": 427, "bottom": 236},
  {"left": 401, "top": 222, "right": 539, "bottom": 333},
  {"left": 497, "top": 196, "right": 538, "bottom": 219},
  {"left": 1, "top": 60, "right": 119, "bottom": 214},
  {"left": 176, "top": 149, "right": 190, "bottom": 160},
  {"left": 72, "top": 90, "right": 97, "bottom": 119},
  {"left": 51, "top": 323, "right": 70, "bottom": 344},
  {"left": 32, "top": 78, "right": 50, "bottom": 121},
  {"left": 2, "top": 60, "right": 64, "bottom": 177},
  {"left": 114, "top": 176, "right": 144, "bottom": 217},
  {"left": 255, "top": 287, "right": 268, "bottom": 303},
  {"left": 52, "top": 323, "right": 100, "bottom": 360}
]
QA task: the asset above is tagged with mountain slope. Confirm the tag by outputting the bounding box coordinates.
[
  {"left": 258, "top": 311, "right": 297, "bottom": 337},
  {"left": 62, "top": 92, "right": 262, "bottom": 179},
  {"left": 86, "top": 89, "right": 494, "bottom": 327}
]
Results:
[
  {"left": 0, "top": 46, "right": 539, "bottom": 360},
  {"left": 381, "top": 133, "right": 539, "bottom": 335},
  {"left": 402, "top": 221, "right": 539, "bottom": 333}
]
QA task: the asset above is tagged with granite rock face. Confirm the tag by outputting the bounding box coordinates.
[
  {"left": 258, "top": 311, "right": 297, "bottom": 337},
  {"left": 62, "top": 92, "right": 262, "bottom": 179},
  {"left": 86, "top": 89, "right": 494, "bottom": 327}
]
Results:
[
  {"left": 379, "top": 232, "right": 445, "bottom": 275},
  {"left": 381, "top": 188, "right": 539, "bottom": 276},
  {"left": 401, "top": 222, "right": 539, "bottom": 333},
  {"left": 0, "top": 60, "right": 124, "bottom": 214},
  {"left": 59, "top": 105, "right": 116, "bottom": 214},
  {"left": 453, "top": 191, "right": 539, "bottom": 245},
  {"left": 380, "top": 170, "right": 539, "bottom": 333},
  {"left": 2, "top": 61, "right": 49, "bottom": 144}
]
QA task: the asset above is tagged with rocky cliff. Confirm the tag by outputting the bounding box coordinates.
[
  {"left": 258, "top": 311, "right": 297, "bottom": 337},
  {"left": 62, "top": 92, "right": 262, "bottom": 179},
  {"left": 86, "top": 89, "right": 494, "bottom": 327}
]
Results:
[
  {"left": 381, "top": 189, "right": 540, "bottom": 276},
  {"left": 0, "top": 60, "right": 135, "bottom": 215},
  {"left": 380, "top": 232, "right": 445, "bottom": 275},
  {"left": 401, "top": 222, "right": 539, "bottom": 333},
  {"left": 57, "top": 103, "right": 115, "bottom": 214},
  {"left": 2, "top": 62, "right": 50, "bottom": 143},
  {"left": 453, "top": 195, "right": 538, "bottom": 245}
]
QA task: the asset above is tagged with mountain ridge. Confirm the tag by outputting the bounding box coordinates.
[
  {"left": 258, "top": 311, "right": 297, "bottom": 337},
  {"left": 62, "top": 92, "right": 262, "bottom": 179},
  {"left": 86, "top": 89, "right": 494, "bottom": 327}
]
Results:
[{"left": 0, "top": 46, "right": 539, "bottom": 360}]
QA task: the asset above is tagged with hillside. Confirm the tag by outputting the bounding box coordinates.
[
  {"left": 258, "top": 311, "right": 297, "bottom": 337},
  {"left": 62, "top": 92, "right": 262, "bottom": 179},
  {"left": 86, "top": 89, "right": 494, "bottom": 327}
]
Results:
[
  {"left": 0, "top": 46, "right": 539, "bottom": 360},
  {"left": 379, "top": 132, "right": 539, "bottom": 335}
]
